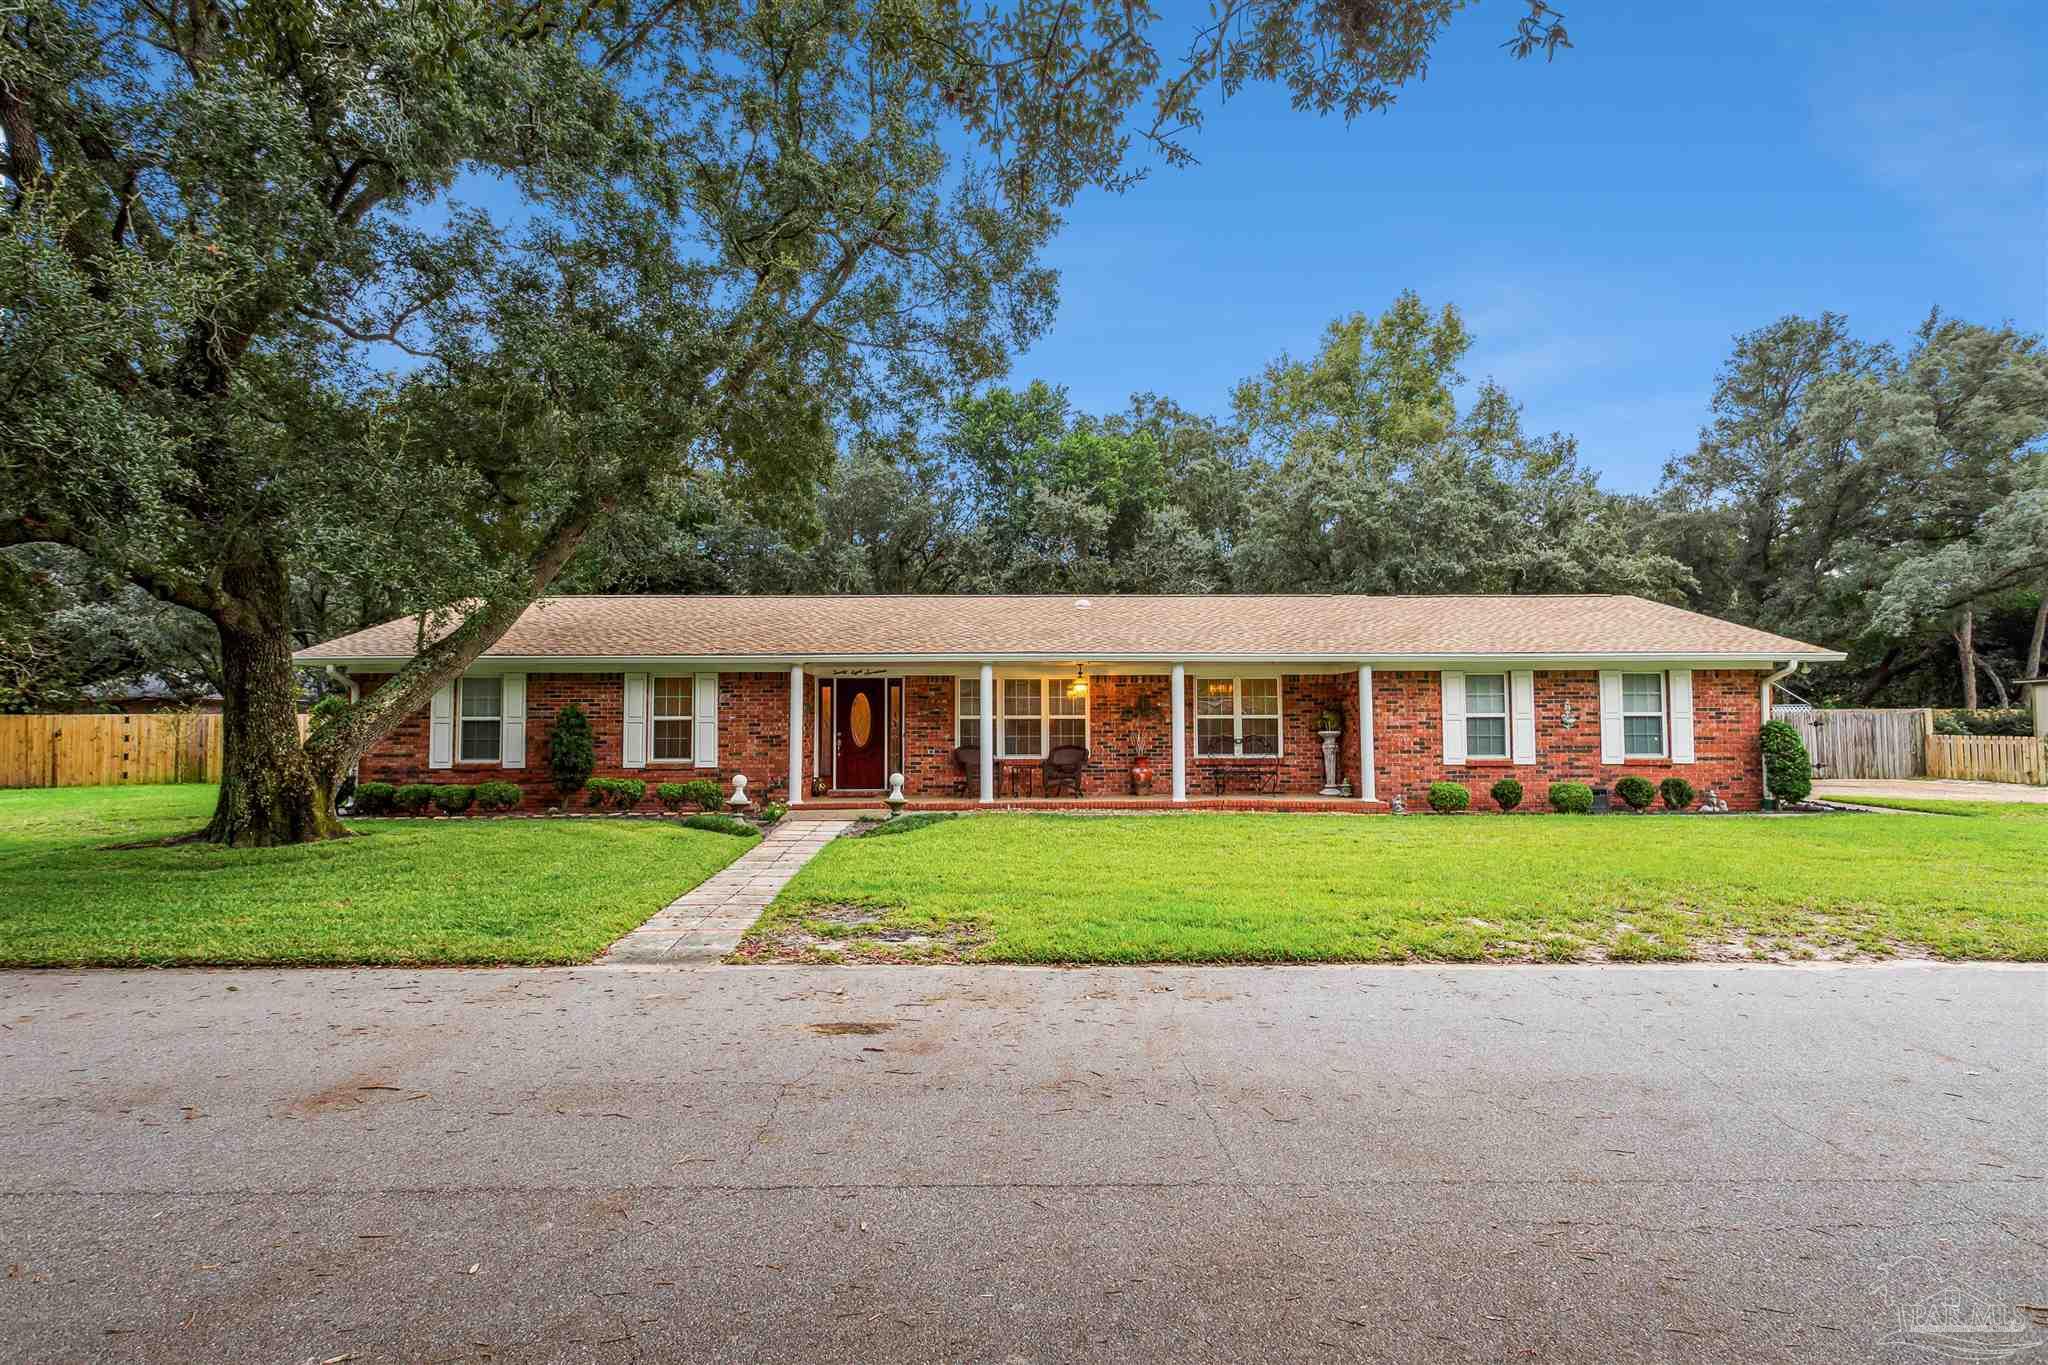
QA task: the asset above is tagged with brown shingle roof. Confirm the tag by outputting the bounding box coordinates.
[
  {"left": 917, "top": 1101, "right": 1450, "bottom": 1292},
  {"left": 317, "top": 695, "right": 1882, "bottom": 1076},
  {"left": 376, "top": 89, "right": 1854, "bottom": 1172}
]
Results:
[{"left": 295, "top": 594, "right": 1843, "bottom": 664}]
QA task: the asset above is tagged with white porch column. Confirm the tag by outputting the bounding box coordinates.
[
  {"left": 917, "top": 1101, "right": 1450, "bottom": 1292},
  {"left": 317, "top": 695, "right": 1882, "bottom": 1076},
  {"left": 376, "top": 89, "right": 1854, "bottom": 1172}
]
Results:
[
  {"left": 1170, "top": 664, "right": 1187, "bottom": 802},
  {"left": 978, "top": 664, "right": 995, "bottom": 803},
  {"left": 788, "top": 663, "right": 805, "bottom": 805},
  {"left": 1358, "top": 665, "right": 1376, "bottom": 802}
]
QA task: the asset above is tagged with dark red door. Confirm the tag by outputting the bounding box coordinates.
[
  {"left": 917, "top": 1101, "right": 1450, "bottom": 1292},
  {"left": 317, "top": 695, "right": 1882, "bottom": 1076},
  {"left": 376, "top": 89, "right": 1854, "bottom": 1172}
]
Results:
[{"left": 835, "top": 679, "right": 886, "bottom": 790}]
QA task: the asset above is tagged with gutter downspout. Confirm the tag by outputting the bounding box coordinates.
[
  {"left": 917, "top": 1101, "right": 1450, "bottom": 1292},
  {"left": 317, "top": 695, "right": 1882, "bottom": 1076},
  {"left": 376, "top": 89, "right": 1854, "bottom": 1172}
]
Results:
[{"left": 1760, "top": 661, "right": 1800, "bottom": 802}]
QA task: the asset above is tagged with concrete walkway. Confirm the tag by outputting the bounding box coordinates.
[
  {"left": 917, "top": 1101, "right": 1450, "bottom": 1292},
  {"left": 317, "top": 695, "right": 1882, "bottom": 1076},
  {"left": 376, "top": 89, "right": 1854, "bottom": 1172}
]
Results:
[
  {"left": 1816, "top": 776, "right": 2048, "bottom": 804},
  {"left": 600, "top": 817, "right": 855, "bottom": 963}
]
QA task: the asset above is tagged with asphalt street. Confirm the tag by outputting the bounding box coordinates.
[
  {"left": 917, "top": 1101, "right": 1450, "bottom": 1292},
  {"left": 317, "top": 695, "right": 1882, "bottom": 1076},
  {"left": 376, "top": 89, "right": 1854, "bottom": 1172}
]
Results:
[{"left": 2, "top": 963, "right": 2043, "bottom": 1363}]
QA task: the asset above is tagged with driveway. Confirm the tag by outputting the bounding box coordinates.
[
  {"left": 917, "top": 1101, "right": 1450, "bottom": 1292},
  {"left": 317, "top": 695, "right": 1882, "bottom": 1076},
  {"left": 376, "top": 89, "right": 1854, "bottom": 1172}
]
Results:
[
  {"left": 2, "top": 964, "right": 2043, "bottom": 1364},
  {"left": 1817, "top": 777, "right": 2048, "bottom": 804}
]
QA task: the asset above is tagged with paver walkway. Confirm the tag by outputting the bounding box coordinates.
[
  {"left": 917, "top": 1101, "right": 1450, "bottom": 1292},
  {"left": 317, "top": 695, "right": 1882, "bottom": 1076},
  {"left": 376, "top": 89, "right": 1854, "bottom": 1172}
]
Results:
[
  {"left": 1816, "top": 777, "right": 2048, "bottom": 804},
  {"left": 600, "top": 818, "right": 855, "bottom": 963}
]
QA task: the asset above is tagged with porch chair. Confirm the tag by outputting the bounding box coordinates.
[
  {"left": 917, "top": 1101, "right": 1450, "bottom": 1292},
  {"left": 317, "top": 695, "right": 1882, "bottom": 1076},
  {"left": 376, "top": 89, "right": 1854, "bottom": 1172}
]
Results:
[
  {"left": 1235, "top": 731, "right": 1284, "bottom": 794},
  {"left": 951, "top": 746, "right": 981, "bottom": 797},
  {"left": 1042, "top": 745, "right": 1089, "bottom": 797}
]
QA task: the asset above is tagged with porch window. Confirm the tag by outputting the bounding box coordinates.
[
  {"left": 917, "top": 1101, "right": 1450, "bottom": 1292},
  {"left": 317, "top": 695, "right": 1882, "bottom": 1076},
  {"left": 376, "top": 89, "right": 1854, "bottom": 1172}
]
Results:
[
  {"left": 956, "top": 677, "right": 980, "bottom": 748},
  {"left": 1464, "top": 673, "right": 1509, "bottom": 759},
  {"left": 651, "top": 676, "right": 692, "bottom": 763},
  {"left": 1195, "top": 677, "right": 1282, "bottom": 757},
  {"left": 1048, "top": 682, "right": 1087, "bottom": 750},
  {"left": 1001, "top": 677, "right": 1042, "bottom": 757},
  {"left": 1622, "top": 672, "right": 1667, "bottom": 758},
  {"left": 458, "top": 676, "right": 502, "bottom": 763}
]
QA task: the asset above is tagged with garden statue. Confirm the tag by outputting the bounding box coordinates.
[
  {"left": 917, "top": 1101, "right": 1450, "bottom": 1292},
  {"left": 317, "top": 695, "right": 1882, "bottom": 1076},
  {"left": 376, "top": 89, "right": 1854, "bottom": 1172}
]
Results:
[{"left": 728, "top": 773, "right": 751, "bottom": 809}]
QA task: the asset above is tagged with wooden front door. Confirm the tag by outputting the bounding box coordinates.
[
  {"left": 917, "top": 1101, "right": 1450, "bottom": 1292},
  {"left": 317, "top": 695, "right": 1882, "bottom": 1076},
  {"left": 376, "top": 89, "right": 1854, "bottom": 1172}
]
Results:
[{"left": 834, "top": 679, "right": 886, "bottom": 790}]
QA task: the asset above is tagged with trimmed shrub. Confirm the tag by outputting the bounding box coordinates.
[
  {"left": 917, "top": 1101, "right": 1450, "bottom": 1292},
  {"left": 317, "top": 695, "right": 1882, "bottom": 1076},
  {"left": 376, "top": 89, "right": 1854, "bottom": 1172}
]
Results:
[
  {"left": 682, "top": 812, "right": 760, "bottom": 838},
  {"left": 1427, "top": 781, "right": 1470, "bottom": 814},
  {"left": 1548, "top": 781, "right": 1593, "bottom": 814},
  {"left": 1659, "top": 776, "right": 1696, "bottom": 812},
  {"left": 655, "top": 782, "right": 692, "bottom": 813},
  {"left": 678, "top": 777, "right": 723, "bottom": 813},
  {"left": 474, "top": 780, "right": 522, "bottom": 813},
  {"left": 613, "top": 778, "right": 646, "bottom": 809},
  {"left": 352, "top": 781, "right": 396, "bottom": 815},
  {"left": 1489, "top": 777, "right": 1523, "bottom": 812},
  {"left": 1760, "top": 719, "right": 1814, "bottom": 803},
  {"left": 1614, "top": 775, "right": 1656, "bottom": 811},
  {"left": 755, "top": 802, "right": 788, "bottom": 826},
  {"left": 583, "top": 776, "right": 616, "bottom": 808},
  {"left": 433, "top": 784, "right": 474, "bottom": 815},
  {"left": 393, "top": 782, "right": 437, "bottom": 815},
  {"left": 549, "top": 703, "right": 595, "bottom": 800}
]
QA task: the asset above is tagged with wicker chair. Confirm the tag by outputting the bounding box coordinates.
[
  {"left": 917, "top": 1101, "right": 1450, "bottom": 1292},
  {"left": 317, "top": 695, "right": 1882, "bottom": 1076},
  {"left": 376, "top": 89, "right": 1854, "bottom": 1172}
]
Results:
[
  {"left": 1042, "top": 745, "right": 1088, "bottom": 797},
  {"left": 951, "top": 746, "right": 981, "bottom": 797}
]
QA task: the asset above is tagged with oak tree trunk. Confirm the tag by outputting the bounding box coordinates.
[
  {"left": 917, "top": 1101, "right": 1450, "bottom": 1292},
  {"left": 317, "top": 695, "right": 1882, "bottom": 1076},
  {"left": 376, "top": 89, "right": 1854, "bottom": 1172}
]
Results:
[{"left": 1954, "top": 607, "right": 1978, "bottom": 710}]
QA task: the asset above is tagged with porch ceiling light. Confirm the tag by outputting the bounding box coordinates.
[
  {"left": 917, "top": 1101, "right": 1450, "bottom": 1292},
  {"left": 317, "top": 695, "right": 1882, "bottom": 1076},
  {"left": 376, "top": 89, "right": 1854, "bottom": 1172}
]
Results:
[{"left": 1067, "top": 664, "right": 1089, "bottom": 699}]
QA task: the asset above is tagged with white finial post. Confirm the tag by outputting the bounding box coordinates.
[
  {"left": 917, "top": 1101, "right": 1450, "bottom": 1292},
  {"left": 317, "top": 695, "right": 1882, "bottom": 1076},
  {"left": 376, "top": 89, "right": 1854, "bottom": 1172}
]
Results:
[
  {"left": 728, "top": 773, "right": 751, "bottom": 809},
  {"left": 885, "top": 771, "right": 907, "bottom": 817}
]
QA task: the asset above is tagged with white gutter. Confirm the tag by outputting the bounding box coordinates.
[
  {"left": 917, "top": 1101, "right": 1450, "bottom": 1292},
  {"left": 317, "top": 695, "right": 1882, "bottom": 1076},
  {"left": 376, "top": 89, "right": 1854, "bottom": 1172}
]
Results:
[
  {"left": 1760, "top": 661, "right": 1801, "bottom": 802},
  {"left": 296, "top": 649, "right": 1850, "bottom": 671}
]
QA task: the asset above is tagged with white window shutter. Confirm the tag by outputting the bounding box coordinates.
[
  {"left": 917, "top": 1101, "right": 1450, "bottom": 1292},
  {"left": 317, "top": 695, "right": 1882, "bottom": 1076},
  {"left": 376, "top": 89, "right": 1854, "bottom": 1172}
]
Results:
[
  {"left": 428, "top": 684, "right": 454, "bottom": 769},
  {"left": 622, "top": 672, "right": 649, "bottom": 769},
  {"left": 693, "top": 672, "right": 718, "bottom": 768},
  {"left": 1441, "top": 671, "right": 1467, "bottom": 766},
  {"left": 1598, "top": 670, "right": 1625, "bottom": 764},
  {"left": 1511, "top": 670, "right": 1537, "bottom": 765},
  {"left": 499, "top": 674, "right": 526, "bottom": 768},
  {"left": 1669, "top": 668, "right": 1696, "bottom": 764}
]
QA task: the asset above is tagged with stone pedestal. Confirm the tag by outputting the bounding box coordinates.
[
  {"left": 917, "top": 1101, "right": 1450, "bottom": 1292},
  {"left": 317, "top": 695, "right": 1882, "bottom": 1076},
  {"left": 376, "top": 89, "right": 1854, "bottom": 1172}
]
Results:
[{"left": 1318, "top": 729, "right": 1343, "bottom": 795}]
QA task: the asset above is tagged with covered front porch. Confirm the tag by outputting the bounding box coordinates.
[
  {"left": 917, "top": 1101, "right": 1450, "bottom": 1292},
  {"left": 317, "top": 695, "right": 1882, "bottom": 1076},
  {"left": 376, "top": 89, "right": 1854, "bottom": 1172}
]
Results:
[{"left": 781, "top": 661, "right": 1380, "bottom": 809}]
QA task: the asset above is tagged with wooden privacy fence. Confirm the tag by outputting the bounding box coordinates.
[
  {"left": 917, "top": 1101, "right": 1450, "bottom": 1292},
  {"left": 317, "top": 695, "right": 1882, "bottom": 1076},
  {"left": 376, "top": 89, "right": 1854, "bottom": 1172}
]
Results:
[
  {"left": 0, "top": 713, "right": 223, "bottom": 788},
  {"left": 1927, "top": 735, "right": 2048, "bottom": 786},
  {"left": 1777, "top": 707, "right": 1931, "bottom": 781}
]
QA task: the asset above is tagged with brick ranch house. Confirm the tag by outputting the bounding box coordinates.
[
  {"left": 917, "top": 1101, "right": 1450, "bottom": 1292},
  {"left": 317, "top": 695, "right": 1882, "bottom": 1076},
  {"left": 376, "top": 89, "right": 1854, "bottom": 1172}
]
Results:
[{"left": 295, "top": 594, "right": 1844, "bottom": 813}]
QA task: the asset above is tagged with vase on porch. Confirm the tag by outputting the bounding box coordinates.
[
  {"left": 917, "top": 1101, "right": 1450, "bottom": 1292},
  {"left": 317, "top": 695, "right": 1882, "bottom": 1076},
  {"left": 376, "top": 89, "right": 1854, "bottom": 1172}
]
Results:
[
  {"left": 1130, "top": 759, "right": 1154, "bottom": 795},
  {"left": 1317, "top": 729, "right": 1343, "bottom": 796}
]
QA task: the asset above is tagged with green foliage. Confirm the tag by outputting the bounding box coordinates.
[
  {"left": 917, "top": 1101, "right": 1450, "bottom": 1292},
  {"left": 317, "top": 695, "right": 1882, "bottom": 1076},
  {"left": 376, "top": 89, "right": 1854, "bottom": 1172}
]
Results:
[
  {"left": 866, "top": 812, "right": 960, "bottom": 837},
  {"left": 677, "top": 779, "right": 724, "bottom": 813},
  {"left": 393, "top": 784, "right": 437, "bottom": 815},
  {"left": 432, "top": 785, "right": 474, "bottom": 814},
  {"left": 549, "top": 705, "right": 595, "bottom": 799},
  {"left": 1548, "top": 781, "right": 1593, "bottom": 814},
  {"left": 755, "top": 802, "right": 788, "bottom": 826},
  {"left": 474, "top": 781, "right": 523, "bottom": 812},
  {"left": 1760, "top": 720, "right": 1814, "bottom": 803},
  {"left": 1427, "top": 782, "right": 1470, "bottom": 814},
  {"left": 1489, "top": 778, "right": 1523, "bottom": 812},
  {"left": 309, "top": 696, "right": 349, "bottom": 729},
  {"left": 1936, "top": 708, "right": 2033, "bottom": 737},
  {"left": 352, "top": 782, "right": 397, "bottom": 816},
  {"left": 1614, "top": 776, "right": 1656, "bottom": 811},
  {"left": 655, "top": 782, "right": 692, "bottom": 812},
  {"left": 682, "top": 813, "right": 760, "bottom": 838},
  {"left": 583, "top": 777, "right": 647, "bottom": 810},
  {"left": 1659, "top": 777, "right": 1696, "bottom": 811}
]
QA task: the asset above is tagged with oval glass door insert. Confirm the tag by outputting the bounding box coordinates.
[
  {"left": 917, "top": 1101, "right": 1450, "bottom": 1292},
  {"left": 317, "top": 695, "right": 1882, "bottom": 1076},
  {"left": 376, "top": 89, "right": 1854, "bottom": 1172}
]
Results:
[{"left": 849, "top": 692, "right": 873, "bottom": 747}]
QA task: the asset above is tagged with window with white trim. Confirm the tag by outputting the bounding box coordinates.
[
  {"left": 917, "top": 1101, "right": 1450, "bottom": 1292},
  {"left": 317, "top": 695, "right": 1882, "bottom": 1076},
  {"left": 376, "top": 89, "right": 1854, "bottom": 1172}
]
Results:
[
  {"left": 1465, "top": 673, "right": 1509, "bottom": 759},
  {"left": 1195, "top": 677, "right": 1282, "bottom": 757},
  {"left": 1622, "top": 672, "right": 1667, "bottom": 757},
  {"left": 956, "top": 677, "right": 981, "bottom": 749},
  {"left": 1048, "top": 681, "right": 1087, "bottom": 751},
  {"left": 651, "top": 676, "right": 693, "bottom": 763},
  {"left": 458, "top": 676, "right": 502, "bottom": 763},
  {"left": 1001, "top": 677, "right": 1042, "bottom": 757}
]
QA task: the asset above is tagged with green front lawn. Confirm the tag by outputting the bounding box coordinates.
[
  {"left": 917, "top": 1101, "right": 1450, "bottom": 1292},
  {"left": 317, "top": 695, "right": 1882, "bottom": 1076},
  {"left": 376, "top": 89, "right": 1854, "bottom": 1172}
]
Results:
[
  {"left": 0, "top": 785, "right": 753, "bottom": 966},
  {"left": 736, "top": 807, "right": 2048, "bottom": 965}
]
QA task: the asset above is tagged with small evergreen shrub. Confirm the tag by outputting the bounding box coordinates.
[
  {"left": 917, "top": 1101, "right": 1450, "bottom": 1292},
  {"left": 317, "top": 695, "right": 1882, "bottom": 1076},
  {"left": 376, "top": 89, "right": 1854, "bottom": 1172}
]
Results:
[
  {"left": 474, "top": 781, "right": 522, "bottom": 812},
  {"left": 549, "top": 703, "right": 595, "bottom": 800},
  {"left": 583, "top": 776, "right": 616, "bottom": 808},
  {"left": 1760, "top": 719, "right": 1813, "bottom": 802},
  {"left": 682, "top": 812, "right": 760, "bottom": 838},
  {"left": 1614, "top": 776, "right": 1656, "bottom": 811},
  {"left": 1659, "top": 776, "right": 1696, "bottom": 811},
  {"left": 352, "top": 781, "right": 396, "bottom": 815},
  {"left": 755, "top": 802, "right": 788, "bottom": 826},
  {"left": 1548, "top": 781, "right": 1593, "bottom": 814},
  {"left": 433, "top": 784, "right": 474, "bottom": 814},
  {"left": 655, "top": 782, "right": 691, "bottom": 812},
  {"left": 1489, "top": 777, "right": 1523, "bottom": 812},
  {"left": 393, "top": 782, "right": 437, "bottom": 815},
  {"left": 613, "top": 778, "right": 646, "bottom": 809},
  {"left": 1427, "top": 781, "right": 1470, "bottom": 814},
  {"left": 678, "top": 777, "right": 724, "bottom": 813}
]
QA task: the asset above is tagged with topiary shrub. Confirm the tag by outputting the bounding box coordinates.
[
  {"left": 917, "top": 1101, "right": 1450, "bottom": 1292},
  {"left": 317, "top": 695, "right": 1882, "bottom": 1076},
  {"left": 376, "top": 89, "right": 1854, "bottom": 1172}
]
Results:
[
  {"left": 1760, "top": 719, "right": 1813, "bottom": 803},
  {"left": 433, "top": 784, "right": 474, "bottom": 814},
  {"left": 1489, "top": 777, "right": 1523, "bottom": 812},
  {"left": 1548, "top": 781, "right": 1593, "bottom": 814},
  {"left": 678, "top": 777, "right": 723, "bottom": 813},
  {"left": 1427, "top": 781, "right": 1470, "bottom": 814},
  {"left": 352, "top": 781, "right": 396, "bottom": 815},
  {"left": 655, "top": 782, "right": 691, "bottom": 812},
  {"left": 755, "top": 802, "right": 787, "bottom": 826},
  {"left": 682, "top": 812, "right": 760, "bottom": 838},
  {"left": 1659, "top": 776, "right": 1695, "bottom": 812},
  {"left": 1614, "top": 775, "right": 1656, "bottom": 811},
  {"left": 474, "top": 780, "right": 522, "bottom": 813},
  {"left": 393, "top": 782, "right": 437, "bottom": 815},
  {"left": 549, "top": 703, "right": 595, "bottom": 801}
]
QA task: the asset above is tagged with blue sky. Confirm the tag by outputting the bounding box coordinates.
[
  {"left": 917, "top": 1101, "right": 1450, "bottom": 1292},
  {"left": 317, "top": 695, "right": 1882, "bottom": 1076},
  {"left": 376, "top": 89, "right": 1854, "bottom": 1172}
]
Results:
[{"left": 1020, "top": 0, "right": 2044, "bottom": 492}]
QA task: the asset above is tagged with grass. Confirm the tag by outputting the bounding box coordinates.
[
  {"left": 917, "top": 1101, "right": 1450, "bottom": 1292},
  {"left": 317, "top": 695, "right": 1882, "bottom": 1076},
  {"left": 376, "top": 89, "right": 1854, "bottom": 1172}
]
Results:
[
  {"left": 735, "top": 807, "right": 2048, "bottom": 965},
  {"left": 1823, "top": 797, "right": 2047, "bottom": 819},
  {"left": 0, "top": 785, "right": 754, "bottom": 967}
]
